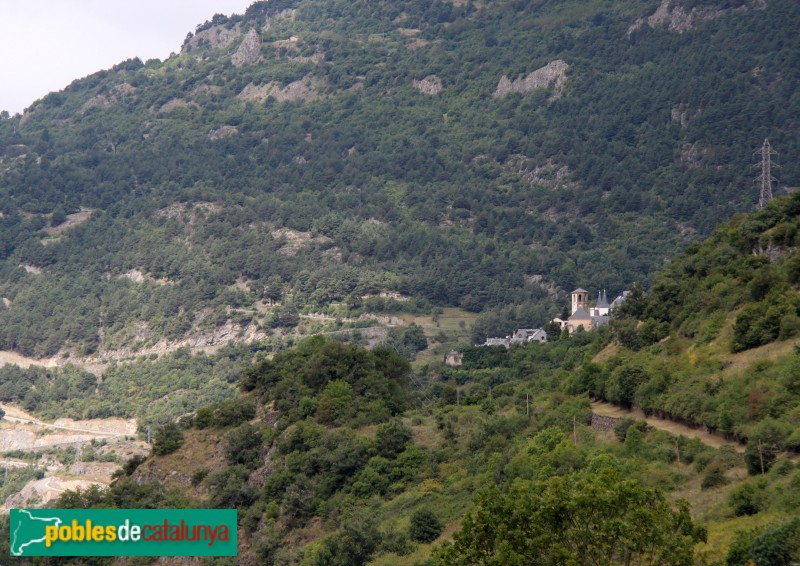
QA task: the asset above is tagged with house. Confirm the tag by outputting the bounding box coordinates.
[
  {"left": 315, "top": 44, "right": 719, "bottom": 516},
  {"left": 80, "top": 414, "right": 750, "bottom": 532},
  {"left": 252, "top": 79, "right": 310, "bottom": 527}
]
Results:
[
  {"left": 609, "top": 290, "right": 630, "bottom": 310},
  {"left": 511, "top": 328, "right": 548, "bottom": 343},
  {"left": 481, "top": 328, "right": 548, "bottom": 348},
  {"left": 445, "top": 350, "right": 463, "bottom": 366}
]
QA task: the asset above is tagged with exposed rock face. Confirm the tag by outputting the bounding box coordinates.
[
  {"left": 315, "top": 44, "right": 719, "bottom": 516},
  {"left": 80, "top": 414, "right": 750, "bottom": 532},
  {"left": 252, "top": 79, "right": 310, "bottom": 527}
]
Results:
[
  {"left": 670, "top": 104, "right": 701, "bottom": 128},
  {"left": 505, "top": 155, "right": 576, "bottom": 190},
  {"left": 78, "top": 84, "right": 137, "bottom": 115},
  {"left": 191, "top": 84, "right": 222, "bottom": 98},
  {"left": 628, "top": 0, "right": 766, "bottom": 35},
  {"left": 158, "top": 98, "right": 199, "bottom": 113},
  {"left": 406, "top": 38, "right": 430, "bottom": 50},
  {"left": 182, "top": 23, "right": 242, "bottom": 53},
  {"left": 680, "top": 142, "right": 706, "bottom": 169},
  {"left": 19, "top": 264, "right": 42, "bottom": 275},
  {"left": 208, "top": 125, "right": 240, "bottom": 141},
  {"left": 413, "top": 75, "right": 443, "bottom": 95},
  {"left": 232, "top": 29, "right": 264, "bottom": 67},
  {"left": 238, "top": 76, "right": 327, "bottom": 103},
  {"left": 80, "top": 95, "right": 113, "bottom": 114},
  {"left": 493, "top": 60, "right": 569, "bottom": 100}
]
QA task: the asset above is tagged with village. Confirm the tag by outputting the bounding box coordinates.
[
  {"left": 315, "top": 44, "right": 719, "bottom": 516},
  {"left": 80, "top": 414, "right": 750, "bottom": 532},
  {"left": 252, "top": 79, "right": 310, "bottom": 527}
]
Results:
[{"left": 481, "top": 288, "right": 629, "bottom": 348}]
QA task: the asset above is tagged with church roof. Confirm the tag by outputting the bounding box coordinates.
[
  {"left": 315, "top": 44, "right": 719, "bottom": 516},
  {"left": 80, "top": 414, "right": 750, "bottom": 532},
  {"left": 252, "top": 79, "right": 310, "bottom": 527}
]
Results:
[
  {"left": 572, "top": 288, "right": 588, "bottom": 293},
  {"left": 596, "top": 290, "right": 610, "bottom": 308},
  {"left": 569, "top": 307, "right": 592, "bottom": 319}
]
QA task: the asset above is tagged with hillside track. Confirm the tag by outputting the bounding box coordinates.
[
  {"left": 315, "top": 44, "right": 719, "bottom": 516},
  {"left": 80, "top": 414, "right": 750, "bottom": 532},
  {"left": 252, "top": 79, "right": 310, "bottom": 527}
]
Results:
[{"left": 591, "top": 400, "right": 744, "bottom": 453}]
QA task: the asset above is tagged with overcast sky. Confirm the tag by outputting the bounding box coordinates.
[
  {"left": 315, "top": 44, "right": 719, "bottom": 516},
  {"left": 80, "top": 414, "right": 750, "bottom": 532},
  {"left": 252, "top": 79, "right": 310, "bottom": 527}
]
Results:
[{"left": 0, "top": 0, "right": 254, "bottom": 115}]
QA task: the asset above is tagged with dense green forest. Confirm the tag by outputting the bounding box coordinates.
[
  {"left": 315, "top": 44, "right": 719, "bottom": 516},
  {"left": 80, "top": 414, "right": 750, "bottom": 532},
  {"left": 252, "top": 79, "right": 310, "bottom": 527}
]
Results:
[{"left": 0, "top": 0, "right": 798, "bottom": 356}]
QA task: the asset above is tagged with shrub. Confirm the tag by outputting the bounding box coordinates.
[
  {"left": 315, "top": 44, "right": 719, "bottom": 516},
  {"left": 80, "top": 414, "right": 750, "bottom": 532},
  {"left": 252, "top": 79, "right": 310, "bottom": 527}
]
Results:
[
  {"left": 745, "top": 441, "right": 777, "bottom": 476},
  {"left": 700, "top": 467, "right": 729, "bottom": 490},
  {"left": 152, "top": 423, "right": 184, "bottom": 456},
  {"left": 316, "top": 380, "right": 355, "bottom": 426},
  {"left": 605, "top": 365, "right": 649, "bottom": 408},
  {"left": 226, "top": 423, "right": 263, "bottom": 468},
  {"left": 613, "top": 417, "right": 647, "bottom": 442},
  {"left": 195, "top": 398, "right": 256, "bottom": 429},
  {"left": 375, "top": 419, "right": 413, "bottom": 459},
  {"left": 380, "top": 529, "right": 415, "bottom": 556},
  {"left": 726, "top": 519, "right": 800, "bottom": 566},
  {"left": 749, "top": 519, "right": 800, "bottom": 566},
  {"left": 121, "top": 455, "right": 146, "bottom": 476},
  {"left": 408, "top": 508, "right": 443, "bottom": 543},
  {"left": 191, "top": 468, "right": 209, "bottom": 486},
  {"left": 729, "top": 482, "right": 763, "bottom": 516}
]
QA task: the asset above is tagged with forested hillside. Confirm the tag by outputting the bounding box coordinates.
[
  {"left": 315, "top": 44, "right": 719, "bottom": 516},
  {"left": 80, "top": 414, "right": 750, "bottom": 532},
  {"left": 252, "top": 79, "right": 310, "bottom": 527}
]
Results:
[
  {"left": 4, "top": 193, "right": 800, "bottom": 564},
  {"left": 593, "top": 191, "right": 800, "bottom": 453},
  {"left": 0, "top": 0, "right": 798, "bottom": 356}
]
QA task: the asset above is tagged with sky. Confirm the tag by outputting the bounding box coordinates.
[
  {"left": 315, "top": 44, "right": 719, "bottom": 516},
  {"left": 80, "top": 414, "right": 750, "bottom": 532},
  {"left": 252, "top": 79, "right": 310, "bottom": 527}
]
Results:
[{"left": 0, "top": 0, "right": 255, "bottom": 115}]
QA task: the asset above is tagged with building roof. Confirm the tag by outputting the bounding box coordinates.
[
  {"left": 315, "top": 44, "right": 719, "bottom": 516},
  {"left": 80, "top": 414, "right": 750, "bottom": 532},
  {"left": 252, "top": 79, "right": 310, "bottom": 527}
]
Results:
[
  {"left": 572, "top": 288, "right": 588, "bottom": 293},
  {"left": 609, "top": 290, "right": 630, "bottom": 309},
  {"left": 569, "top": 307, "right": 592, "bottom": 320},
  {"left": 527, "top": 329, "right": 548, "bottom": 340},
  {"left": 596, "top": 289, "right": 610, "bottom": 308}
]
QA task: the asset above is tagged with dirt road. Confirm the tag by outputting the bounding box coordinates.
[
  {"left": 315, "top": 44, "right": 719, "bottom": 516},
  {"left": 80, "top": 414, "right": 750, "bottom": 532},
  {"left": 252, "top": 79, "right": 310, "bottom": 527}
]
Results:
[
  {"left": 1, "top": 404, "right": 133, "bottom": 437},
  {"left": 591, "top": 400, "right": 745, "bottom": 453}
]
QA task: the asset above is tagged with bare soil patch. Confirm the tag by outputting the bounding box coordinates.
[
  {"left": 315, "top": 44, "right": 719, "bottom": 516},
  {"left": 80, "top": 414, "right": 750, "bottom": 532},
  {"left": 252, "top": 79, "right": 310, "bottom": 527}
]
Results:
[
  {"left": 43, "top": 209, "right": 93, "bottom": 236},
  {"left": 0, "top": 351, "right": 57, "bottom": 368}
]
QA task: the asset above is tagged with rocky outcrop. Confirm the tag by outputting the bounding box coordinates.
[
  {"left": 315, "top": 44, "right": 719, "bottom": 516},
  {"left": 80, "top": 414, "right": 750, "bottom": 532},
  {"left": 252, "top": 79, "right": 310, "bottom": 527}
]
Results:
[
  {"left": 271, "top": 227, "right": 332, "bottom": 256},
  {"left": 182, "top": 23, "right": 242, "bottom": 53},
  {"left": 232, "top": 29, "right": 264, "bottom": 67},
  {"left": 679, "top": 142, "right": 707, "bottom": 169},
  {"left": 79, "top": 83, "right": 137, "bottom": 115},
  {"left": 208, "top": 125, "right": 240, "bottom": 141},
  {"left": 80, "top": 95, "right": 114, "bottom": 114},
  {"left": 158, "top": 98, "right": 199, "bottom": 113},
  {"left": 238, "top": 76, "right": 327, "bottom": 103},
  {"left": 191, "top": 84, "right": 222, "bottom": 98},
  {"left": 413, "top": 75, "right": 443, "bottom": 95},
  {"left": 628, "top": 0, "right": 766, "bottom": 35},
  {"left": 493, "top": 60, "right": 569, "bottom": 100},
  {"left": 671, "top": 104, "right": 701, "bottom": 128},
  {"left": 505, "top": 155, "right": 576, "bottom": 190}
]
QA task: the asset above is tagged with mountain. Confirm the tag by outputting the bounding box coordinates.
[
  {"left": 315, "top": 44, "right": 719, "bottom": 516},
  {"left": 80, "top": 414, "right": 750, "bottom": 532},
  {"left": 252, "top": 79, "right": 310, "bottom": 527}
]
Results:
[{"left": 0, "top": 0, "right": 798, "bottom": 359}]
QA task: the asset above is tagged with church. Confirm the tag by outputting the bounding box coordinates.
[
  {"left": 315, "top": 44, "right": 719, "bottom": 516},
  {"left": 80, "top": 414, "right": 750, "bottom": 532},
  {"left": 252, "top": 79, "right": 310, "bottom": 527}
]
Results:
[{"left": 552, "top": 288, "right": 628, "bottom": 334}]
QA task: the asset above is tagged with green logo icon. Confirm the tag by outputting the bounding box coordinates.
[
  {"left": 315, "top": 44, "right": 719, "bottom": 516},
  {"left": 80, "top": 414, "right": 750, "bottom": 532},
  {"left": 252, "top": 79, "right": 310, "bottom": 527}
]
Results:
[{"left": 10, "top": 509, "right": 237, "bottom": 557}]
